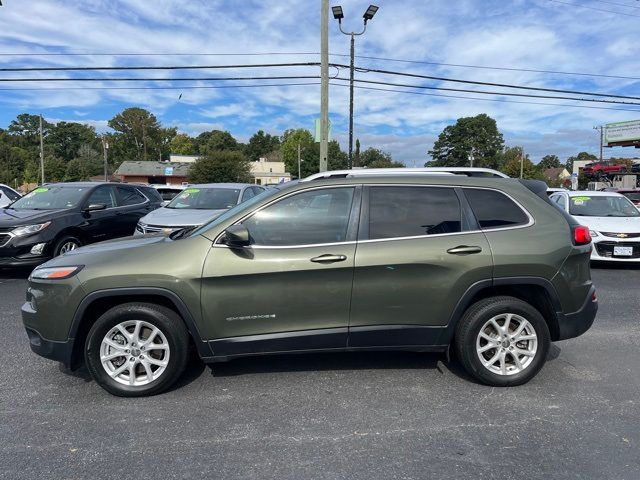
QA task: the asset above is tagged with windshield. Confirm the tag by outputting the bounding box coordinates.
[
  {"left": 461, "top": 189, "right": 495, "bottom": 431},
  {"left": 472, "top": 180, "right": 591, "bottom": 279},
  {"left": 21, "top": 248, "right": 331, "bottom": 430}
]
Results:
[
  {"left": 8, "top": 185, "right": 88, "bottom": 210},
  {"left": 569, "top": 195, "right": 640, "bottom": 217},
  {"left": 188, "top": 187, "right": 279, "bottom": 238},
  {"left": 166, "top": 187, "right": 240, "bottom": 210}
]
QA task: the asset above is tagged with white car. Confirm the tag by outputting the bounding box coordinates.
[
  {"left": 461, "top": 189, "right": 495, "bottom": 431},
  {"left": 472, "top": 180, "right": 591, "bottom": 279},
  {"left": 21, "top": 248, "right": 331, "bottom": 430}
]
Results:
[
  {"left": 0, "top": 184, "right": 22, "bottom": 208},
  {"left": 549, "top": 190, "right": 640, "bottom": 262}
]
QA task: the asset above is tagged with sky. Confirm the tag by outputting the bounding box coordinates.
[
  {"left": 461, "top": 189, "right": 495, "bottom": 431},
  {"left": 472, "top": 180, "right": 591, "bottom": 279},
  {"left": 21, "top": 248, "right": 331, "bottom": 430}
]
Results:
[{"left": 0, "top": 0, "right": 639, "bottom": 165}]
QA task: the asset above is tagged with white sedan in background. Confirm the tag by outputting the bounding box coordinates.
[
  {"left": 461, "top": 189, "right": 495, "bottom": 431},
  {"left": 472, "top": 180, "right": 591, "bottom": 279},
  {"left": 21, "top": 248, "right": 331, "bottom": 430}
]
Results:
[{"left": 550, "top": 190, "right": 640, "bottom": 262}]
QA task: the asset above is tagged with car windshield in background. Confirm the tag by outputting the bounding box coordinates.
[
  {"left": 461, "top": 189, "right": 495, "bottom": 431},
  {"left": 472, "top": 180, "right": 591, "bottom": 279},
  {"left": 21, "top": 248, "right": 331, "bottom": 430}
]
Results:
[
  {"left": 569, "top": 195, "right": 640, "bottom": 217},
  {"left": 620, "top": 192, "right": 640, "bottom": 202},
  {"left": 166, "top": 187, "right": 240, "bottom": 210},
  {"left": 7, "top": 186, "right": 88, "bottom": 210}
]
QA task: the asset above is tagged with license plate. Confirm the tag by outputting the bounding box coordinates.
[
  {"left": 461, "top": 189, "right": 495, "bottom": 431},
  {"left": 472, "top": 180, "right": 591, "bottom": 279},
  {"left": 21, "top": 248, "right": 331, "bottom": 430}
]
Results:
[{"left": 613, "top": 246, "right": 633, "bottom": 256}]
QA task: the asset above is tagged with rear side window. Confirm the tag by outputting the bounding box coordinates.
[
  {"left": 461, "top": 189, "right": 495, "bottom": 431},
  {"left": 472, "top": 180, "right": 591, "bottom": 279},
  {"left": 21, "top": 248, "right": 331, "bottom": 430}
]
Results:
[
  {"left": 86, "top": 186, "right": 116, "bottom": 208},
  {"left": 464, "top": 188, "right": 529, "bottom": 229},
  {"left": 116, "top": 186, "right": 146, "bottom": 206},
  {"left": 1, "top": 187, "right": 20, "bottom": 201},
  {"left": 368, "top": 186, "right": 461, "bottom": 239},
  {"left": 138, "top": 187, "right": 162, "bottom": 202}
]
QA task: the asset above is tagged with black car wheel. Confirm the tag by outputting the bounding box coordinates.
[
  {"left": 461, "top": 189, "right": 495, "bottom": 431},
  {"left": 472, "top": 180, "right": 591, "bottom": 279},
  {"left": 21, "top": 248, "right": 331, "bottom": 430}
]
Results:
[
  {"left": 455, "top": 296, "right": 550, "bottom": 387},
  {"left": 54, "top": 235, "right": 82, "bottom": 256},
  {"left": 84, "top": 302, "right": 190, "bottom": 397}
]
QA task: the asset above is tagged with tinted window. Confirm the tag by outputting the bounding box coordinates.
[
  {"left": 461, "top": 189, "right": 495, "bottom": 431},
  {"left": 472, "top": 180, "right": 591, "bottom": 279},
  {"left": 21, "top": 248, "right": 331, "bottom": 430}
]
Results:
[
  {"left": 368, "top": 186, "right": 461, "bottom": 240},
  {"left": 156, "top": 188, "right": 182, "bottom": 201},
  {"left": 116, "top": 186, "right": 146, "bottom": 206},
  {"left": 465, "top": 188, "right": 529, "bottom": 229},
  {"left": 568, "top": 195, "right": 639, "bottom": 217},
  {"left": 556, "top": 195, "right": 567, "bottom": 210},
  {"left": 138, "top": 186, "right": 162, "bottom": 202},
  {"left": 251, "top": 186, "right": 264, "bottom": 195},
  {"left": 243, "top": 187, "right": 354, "bottom": 246},
  {"left": 241, "top": 188, "right": 255, "bottom": 202},
  {"left": 87, "top": 186, "right": 116, "bottom": 208}
]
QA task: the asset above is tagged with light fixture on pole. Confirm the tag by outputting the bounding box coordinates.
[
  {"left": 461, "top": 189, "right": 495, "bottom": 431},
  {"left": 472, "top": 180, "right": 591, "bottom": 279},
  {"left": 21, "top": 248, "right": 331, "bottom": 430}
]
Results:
[{"left": 333, "top": 4, "right": 379, "bottom": 169}]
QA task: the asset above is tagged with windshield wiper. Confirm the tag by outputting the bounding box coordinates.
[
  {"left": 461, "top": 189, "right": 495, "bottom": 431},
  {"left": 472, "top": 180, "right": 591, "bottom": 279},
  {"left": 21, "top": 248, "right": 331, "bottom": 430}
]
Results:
[{"left": 170, "top": 225, "right": 197, "bottom": 240}]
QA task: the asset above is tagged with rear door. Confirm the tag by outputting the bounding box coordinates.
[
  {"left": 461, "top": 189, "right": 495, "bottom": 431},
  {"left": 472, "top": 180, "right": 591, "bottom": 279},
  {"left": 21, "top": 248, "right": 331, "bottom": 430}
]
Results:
[
  {"left": 114, "top": 185, "right": 153, "bottom": 237},
  {"left": 349, "top": 184, "right": 493, "bottom": 348}
]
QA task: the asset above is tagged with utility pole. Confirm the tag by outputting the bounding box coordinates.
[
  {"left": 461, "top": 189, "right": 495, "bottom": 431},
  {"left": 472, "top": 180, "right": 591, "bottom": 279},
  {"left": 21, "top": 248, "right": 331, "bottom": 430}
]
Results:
[
  {"left": 102, "top": 137, "right": 109, "bottom": 181},
  {"left": 297, "top": 142, "right": 302, "bottom": 179},
  {"left": 39, "top": 114, "right": 45, "bottom": 185},
  {"left": 520, "top": 151, "right": 524, "bottom": 179},
  {"left": 594, "top": 125, "right": 604, "bottom": 162},
  {"left": 319, "top": 0, "right": 329, "bottom": 172},
  {"left": 468, "top": 150, "right": 474, "bottom": 168},
  {"left": 333, "top": 5, "right": 379, "bottom": 169}
]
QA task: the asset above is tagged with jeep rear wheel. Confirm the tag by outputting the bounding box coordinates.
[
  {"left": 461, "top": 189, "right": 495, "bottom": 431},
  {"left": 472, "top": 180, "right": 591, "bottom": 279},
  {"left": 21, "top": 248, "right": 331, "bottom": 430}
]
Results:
[
  {"left": 85, "top": 302, "right": 190, "bottom": 397},
  {"left": 455, "top": 296, "right": 550, "bottom": 387}
]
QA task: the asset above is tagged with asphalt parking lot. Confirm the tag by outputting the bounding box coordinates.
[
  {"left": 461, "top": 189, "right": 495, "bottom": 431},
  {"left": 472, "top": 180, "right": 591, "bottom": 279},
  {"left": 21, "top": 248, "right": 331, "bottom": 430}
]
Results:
[{"left": 0, "top": 266, "right": 639, "bottom": 480}]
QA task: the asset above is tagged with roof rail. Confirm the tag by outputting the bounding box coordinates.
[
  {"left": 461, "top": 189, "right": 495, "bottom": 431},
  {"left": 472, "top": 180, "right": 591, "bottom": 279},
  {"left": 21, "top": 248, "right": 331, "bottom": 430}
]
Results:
[{"left": 301, "top": 167, "right": 508, "bottom": 182}]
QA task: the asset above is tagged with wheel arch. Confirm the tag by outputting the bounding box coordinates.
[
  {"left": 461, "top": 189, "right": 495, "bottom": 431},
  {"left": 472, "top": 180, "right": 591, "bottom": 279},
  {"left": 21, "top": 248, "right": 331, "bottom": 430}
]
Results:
[
  {"left": 68, "top": 288, "right": 212, "bottom": 369},
  {"left": 442, "top": 277, "right": 562, "bottom": 344}
]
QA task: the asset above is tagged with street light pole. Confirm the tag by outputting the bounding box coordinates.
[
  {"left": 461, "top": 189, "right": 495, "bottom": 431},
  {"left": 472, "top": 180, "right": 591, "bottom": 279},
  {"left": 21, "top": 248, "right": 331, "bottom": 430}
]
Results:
[
  {"left": 319, "top": 0, "right": 329, "bottom": 173},
  {"left": 102, "top": 137, "right": 109, "bottom": 181},
  {"left": 39, "top": 114, "right": 45, "bottom": 185},
  {"left": 333, "top": 5, "right": 379, "bottom": 169},
  {"left": 297, "top": 142, "right": 302, "bottom": 179}
]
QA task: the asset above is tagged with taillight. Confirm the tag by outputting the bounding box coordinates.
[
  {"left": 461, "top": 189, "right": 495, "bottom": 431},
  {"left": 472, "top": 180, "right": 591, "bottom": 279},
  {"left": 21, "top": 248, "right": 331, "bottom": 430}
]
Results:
[{"left": 573, "top": 225, "right": 592, "bottom": 245}]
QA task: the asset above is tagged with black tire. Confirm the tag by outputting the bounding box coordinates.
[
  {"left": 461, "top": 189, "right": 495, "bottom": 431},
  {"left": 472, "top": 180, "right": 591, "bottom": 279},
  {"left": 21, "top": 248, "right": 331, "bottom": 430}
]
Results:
[
  {"left": 454, "top": 296, "right": 550, "bottom": 387},
  {"left": 84, "top": 302, "right": 190, "bottom": 397},
  {"left": 53, "top": 235, "right": 82, "bottom": 256}
]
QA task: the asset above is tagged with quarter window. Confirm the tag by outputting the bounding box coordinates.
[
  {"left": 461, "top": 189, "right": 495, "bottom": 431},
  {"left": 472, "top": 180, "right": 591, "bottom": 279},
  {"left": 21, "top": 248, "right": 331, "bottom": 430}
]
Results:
[
  {"left": 241, "top": 188, "right": 255, "bottom": 203},
  {"left": 464, "top": 188, "right": 529, "bottom": 229},
  {"left": 86, "top": 186, "right": 116, "bottom": 208},
  {"left": 242, "top": 187, "right": 355, "bottom": 246},
  {"left": 368, "top": 186, "right": 462, "bottom": 239}
]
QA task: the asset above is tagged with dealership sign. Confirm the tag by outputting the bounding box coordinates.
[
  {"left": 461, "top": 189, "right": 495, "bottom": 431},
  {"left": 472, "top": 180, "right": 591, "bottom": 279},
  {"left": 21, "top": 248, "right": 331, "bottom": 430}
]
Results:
[{"left": 604, "top": 120, "right": 640, "bottom": 146}]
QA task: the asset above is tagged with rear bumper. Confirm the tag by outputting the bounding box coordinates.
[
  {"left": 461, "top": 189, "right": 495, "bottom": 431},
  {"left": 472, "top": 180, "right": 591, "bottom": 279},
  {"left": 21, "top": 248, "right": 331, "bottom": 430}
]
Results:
[
  {"left": 557, "top": 286, "right": 598, "bottom": 341},
  {"left": 22, "top": 301, "right": 74, "bottom": 367}
]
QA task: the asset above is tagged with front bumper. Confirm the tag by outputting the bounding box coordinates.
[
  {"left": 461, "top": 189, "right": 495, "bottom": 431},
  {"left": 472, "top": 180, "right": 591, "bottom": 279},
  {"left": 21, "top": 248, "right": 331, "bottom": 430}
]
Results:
[
  {"left": 22, "top": 302, "right": 74, "bottom": 367},
  {"left": 557, "top": 286, "right": 598, "bottom": 341},
  {"left": 590, "top": 237, "right": 640, "bottom": 262},
  {"left": 0, "top": 255, "right": 51, "bottom": 268}
]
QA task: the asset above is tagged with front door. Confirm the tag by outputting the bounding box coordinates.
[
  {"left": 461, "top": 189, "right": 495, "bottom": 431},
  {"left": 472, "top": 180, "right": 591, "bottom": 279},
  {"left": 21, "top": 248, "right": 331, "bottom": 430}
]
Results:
[
  {"left": 349, "top": 185, "right": 493, "bottom": 348},
  {"left": 81, "top": 185, "right": 118, "bottom": 243},
  {"left": 201, "top": 186, "right": 360, "bottom": 357}
]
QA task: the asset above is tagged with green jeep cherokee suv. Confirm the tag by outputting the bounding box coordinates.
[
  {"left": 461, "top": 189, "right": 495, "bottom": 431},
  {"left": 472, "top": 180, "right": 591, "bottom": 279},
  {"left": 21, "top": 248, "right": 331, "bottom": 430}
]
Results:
[{"left": 22, "top": 173, "right": 597, "bottom": 396}]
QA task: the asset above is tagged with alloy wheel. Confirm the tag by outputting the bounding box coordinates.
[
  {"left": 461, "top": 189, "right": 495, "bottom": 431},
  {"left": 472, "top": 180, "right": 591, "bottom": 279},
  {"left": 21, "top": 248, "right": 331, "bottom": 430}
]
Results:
[{"left": 59, "top": 241, "right": 79, "bottom": 254}]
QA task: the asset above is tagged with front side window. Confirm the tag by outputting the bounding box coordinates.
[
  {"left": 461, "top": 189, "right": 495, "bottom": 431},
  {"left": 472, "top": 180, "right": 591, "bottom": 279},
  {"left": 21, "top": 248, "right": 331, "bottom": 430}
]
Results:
[
  {"left": 242, "top": 187, "right": 355, "bottom": 246},
  {"left": 9, "top": 186, "right": 89, "bottom": 210},
  {"left": 569, "top": 195, "right": 640, "bottom": 217},
  {"left": 167, "top": 187, "right": 240, "bottom": 210},
  {"left": 87, "top": 186, "right": 116, "bottom": 208},
  {"left": 465, "top": 188, "right": 529, "bottom": 229},
  {"left": 368, "top": 186, "right": 461, "bottom": 240}
]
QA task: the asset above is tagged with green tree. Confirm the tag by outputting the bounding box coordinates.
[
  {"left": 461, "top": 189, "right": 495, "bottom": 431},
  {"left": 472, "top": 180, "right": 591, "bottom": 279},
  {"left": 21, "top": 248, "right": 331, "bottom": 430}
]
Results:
[
  {"left": 169, "top": 133, "right": 194, "bottom": 155},
  {"left": 359, "top": 148, "right": 403, "bottom": 168},
  {"left": 44, "top": 157, "right": 67, "bottom": 182},
  {"left": 195, "top": 130, "right": 240, "bottom": 155},
  {"left": 46, "top": 121, "right": 99, "bottom": 162},
  {"left": 500, "top": 147, "right": 539, "bottom": 179},
  {"left": 538, "top": 154, "right": 561, "bottom": 170},
  {"left": 427, "top": 114, "right": 504, "bottom": 168},
  {"left": 188, "top": 151, "right": 252, "bottom": 183},
  {"left": 108, "top": 107, "right": 162, "bottom": 161},
  {"left": 8, "top": 114, "right": 52, "bottom": 146},
  {"left": 281, "top": 129, "right": 316, "bottom": 178},
  {"left": 64, "top": 145, "right": 102, "bottom": 181},
  {"left": 245, "top": 130, "right": 280, "bottom": 162}
]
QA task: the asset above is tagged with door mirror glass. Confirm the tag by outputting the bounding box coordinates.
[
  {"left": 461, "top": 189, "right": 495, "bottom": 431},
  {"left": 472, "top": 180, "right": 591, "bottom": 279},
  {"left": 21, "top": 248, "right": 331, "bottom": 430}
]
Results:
[{"left": 223, "top": 224, "right": 250, "bottom": 247}]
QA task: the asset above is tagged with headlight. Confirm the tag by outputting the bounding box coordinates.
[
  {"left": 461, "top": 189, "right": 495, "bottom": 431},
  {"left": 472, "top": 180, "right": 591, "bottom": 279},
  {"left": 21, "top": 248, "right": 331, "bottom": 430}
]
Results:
[
  {"left": 30, "top": 265, "right": 83, "bottom": 280},
  {"left": 11, "top": 222, "right": 51, "bottom": 237},
  {"left": 589, "top": 230, "right": 599, "bottom": 237}
]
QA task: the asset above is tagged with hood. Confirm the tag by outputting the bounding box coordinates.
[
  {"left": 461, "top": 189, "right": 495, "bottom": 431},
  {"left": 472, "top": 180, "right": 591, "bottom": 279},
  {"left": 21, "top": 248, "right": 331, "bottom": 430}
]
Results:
[
  {"left": 0, "top": 208, "right": 70, "bottom": 228},
  {"left": 139, "top": 207, "right": 227, "bottom": 227},
  {"left": 575, "top": 215, "right": 640, "bottom": 233}
]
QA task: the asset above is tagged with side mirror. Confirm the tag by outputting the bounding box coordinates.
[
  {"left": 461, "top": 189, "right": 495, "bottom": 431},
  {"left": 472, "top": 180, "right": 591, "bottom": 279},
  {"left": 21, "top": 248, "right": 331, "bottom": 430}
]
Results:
[
  {"left": 223, "top": 224, "right": 250, "bottom": 247},
  {"left": 84, "top": 203, "right": 107, "bottom": 212}
]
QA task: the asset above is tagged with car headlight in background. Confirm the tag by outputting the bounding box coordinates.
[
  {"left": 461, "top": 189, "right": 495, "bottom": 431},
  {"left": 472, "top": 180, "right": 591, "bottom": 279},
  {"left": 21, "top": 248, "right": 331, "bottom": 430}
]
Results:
[
  {"left": 589, "top": 230, "right": 599, "bottom": 238},
  {"left": 30, "top": 265, "right": 83, "bottom": 280},
  {"left": 11, "top": 222, "right": 51, "bottom": 237}
]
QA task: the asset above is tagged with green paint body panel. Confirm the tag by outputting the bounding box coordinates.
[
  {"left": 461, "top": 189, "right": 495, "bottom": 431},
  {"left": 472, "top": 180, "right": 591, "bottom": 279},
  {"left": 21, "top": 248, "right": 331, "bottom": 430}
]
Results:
[{"left": 22, "top": 175, "right": 595, "bottom": 356}]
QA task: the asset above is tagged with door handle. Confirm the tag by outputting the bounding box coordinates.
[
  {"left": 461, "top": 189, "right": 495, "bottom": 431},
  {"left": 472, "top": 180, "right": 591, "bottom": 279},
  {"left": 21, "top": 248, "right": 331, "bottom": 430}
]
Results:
[
  {"left": 310, "top": 254, "right": 347, "bottom": 264},
  {"left": 447, "top": 245, "right": 483, "bottom": 255}
]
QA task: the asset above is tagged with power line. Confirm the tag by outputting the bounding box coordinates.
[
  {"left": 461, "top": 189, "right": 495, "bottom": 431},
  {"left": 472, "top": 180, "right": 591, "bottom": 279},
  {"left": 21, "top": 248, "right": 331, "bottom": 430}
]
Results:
[
  {"left": 344, "top": 84, "right": 640, "bottom": 113},
  {"left": 546, "top": 0, "right": 640, "bottom": 18},
  {"left": 0, "top": 75, "right": 319, "bottom": 82},
  {"left": 0, "top": 62, "right": 320, "bottom": 72},
  {"left": 590, "top": 0, "right": 640, "bottom": 10},
  {"left": 0, "top": 81, "right": 321, "bottom": 91},
  {"left": 338, "top": 78, "right": 640, "bottom": 106},
  {"left": 335, "top": 64, "right": 640, "bottom": 101},
  {"left": 0, "top": 51, "right": 319, "bottom": 57}
]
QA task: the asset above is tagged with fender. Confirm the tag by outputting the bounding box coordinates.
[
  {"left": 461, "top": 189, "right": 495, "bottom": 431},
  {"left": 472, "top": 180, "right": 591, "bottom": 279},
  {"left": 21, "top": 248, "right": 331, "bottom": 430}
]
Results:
[{"left": 70, "top": 287, "right": 214, "bottom": 360}]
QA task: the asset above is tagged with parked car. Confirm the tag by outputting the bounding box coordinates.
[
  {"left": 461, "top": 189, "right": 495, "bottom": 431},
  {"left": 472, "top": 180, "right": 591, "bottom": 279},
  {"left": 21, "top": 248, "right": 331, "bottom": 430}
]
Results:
[
  {"left": 550, "top": 190, "right": 640, "bottom": 262},
  {"left": 614, "top": 189, "right": 640, "bottom": 208},
  {"left": 135, "top": 183, "right": 264, "bottom": 236},
  {"left": 0, "top": 183, "right": 22, "bottom": 208},
  {"left": 581, "top": 161, "right": 628, "bottom": 177},
  {"left": 0, "top": 182, "right": 161, "bottom": 268},
  {"left": 22, "top": 172, "right": 597, "bottom": 396},
  {"left": 546, "top": 187, "right": 568, "bottom": 197},
  {"left": 150, "top": 184, "right": 185, "bottom": 206}
]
